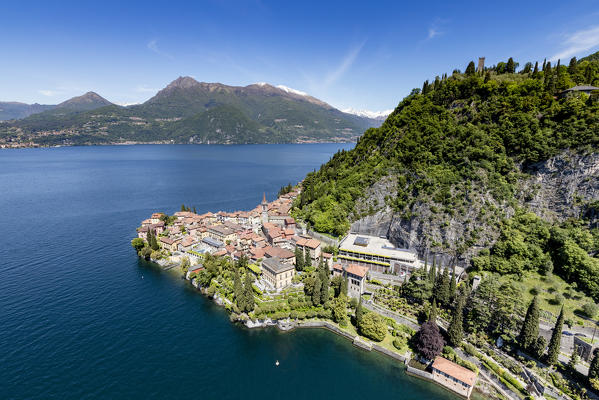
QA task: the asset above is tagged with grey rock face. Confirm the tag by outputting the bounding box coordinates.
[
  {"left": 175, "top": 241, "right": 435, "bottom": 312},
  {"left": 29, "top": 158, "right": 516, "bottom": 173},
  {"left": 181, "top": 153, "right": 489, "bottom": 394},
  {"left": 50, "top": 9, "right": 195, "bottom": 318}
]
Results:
[{"left": 350, "top": 150, "right": 599, "bottom": 267}]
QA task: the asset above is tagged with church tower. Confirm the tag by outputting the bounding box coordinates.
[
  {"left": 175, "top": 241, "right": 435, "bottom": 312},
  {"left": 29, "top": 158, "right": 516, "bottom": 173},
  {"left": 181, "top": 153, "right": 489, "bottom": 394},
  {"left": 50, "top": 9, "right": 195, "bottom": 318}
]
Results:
[{"left": 261, "top": 193, "right": 268, "bottom": 224}]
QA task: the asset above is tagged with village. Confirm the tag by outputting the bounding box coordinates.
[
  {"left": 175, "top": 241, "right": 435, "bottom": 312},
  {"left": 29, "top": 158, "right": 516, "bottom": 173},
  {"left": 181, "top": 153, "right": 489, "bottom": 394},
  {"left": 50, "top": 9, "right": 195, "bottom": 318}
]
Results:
[{"left": 133, "top": 189, "right": 599, "bottom": 400}]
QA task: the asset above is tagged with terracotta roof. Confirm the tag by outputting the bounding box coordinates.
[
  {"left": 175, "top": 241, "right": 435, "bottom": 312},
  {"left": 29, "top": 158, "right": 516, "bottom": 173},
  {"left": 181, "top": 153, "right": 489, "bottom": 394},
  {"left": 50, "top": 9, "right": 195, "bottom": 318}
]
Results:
[
  {"left": 284, "top": 217, "right": 295, "bottom": 224},
  {"left": 265, "top": 246, "right": 294, "bottom": 259},
  {"left": 181, "top": 235, "right": 196, "bottom": 247},
  {"left": 213, "top": 249, "right": 227, "bottom": 257},
  {"left": 432, "top": 357, "right": 477, "bottom": 386},
  {"left": 304, "top": 239, "right": 320, "bottom": 249},
  {"left": 345, "top": 264, "right": 369, "bottom": 278},
  {"left": 322, "top": 252, "right": 332, "bottom": 258},
  {"left": 333, "top": 264, "right": 343, "bottom": 271},
  {"left": 160, "top": 237, "right": 175, "bottom": 245},
  {"left": 151, "top": 212, "right": 164, "bottom": 218}
]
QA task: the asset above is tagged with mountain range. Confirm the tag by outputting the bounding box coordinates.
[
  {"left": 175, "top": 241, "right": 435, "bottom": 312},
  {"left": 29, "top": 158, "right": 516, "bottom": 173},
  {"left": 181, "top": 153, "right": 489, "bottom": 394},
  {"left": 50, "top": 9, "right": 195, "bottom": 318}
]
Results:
[{"left": 0, "top": 78, "right": 389, "bottom": 147}]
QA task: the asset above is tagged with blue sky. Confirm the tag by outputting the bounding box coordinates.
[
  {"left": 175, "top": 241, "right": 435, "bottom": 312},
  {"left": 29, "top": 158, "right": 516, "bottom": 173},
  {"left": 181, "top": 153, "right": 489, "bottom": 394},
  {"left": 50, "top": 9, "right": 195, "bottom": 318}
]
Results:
[{"left": 2, "top": 0, "right": 599, "bottom": 111}]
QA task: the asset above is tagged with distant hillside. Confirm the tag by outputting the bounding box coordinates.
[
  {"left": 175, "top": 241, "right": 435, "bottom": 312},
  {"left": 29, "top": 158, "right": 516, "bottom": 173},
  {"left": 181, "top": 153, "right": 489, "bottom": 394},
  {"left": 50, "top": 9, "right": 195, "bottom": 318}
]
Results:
[
  {"left": 0, "top": 102, "right": 54, "bottom": 120},
  {"left": 0, "top": 77, "right": 381, "bottom": 146}
]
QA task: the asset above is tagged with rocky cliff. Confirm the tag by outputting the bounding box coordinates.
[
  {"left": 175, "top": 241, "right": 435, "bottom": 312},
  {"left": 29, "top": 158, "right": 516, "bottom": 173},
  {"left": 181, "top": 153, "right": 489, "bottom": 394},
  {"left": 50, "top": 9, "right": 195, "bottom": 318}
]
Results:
[{"left": 350, "top": 150, "right": 599, "bottom": 267}]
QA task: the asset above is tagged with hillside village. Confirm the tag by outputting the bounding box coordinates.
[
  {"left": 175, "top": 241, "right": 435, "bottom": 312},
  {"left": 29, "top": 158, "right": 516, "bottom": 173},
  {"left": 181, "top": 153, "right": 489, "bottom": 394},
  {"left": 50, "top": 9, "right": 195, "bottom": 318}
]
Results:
[{"left": 132, "top": 181, "right": 599, "bottom": 400}]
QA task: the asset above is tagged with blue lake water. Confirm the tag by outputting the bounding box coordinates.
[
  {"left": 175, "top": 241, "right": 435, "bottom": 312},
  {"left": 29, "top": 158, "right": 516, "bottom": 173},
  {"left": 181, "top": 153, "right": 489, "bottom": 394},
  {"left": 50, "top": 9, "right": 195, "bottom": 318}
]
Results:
[{"left": 0, "top": 144, "right": 458, "bottom": 399}]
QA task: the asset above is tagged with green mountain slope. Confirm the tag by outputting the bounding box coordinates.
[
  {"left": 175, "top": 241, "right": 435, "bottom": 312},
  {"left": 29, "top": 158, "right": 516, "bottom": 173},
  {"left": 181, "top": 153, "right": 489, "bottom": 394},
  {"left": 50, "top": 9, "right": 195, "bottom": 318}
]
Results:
[
  {"left": 295, "top": 56, "right": 599, "bottom": 296},
  {"left": 0, "top": 77, "right": 381, "bottom": 146},
  {"left": 0, "top": 102, "right": 54, "bottom": 120}
]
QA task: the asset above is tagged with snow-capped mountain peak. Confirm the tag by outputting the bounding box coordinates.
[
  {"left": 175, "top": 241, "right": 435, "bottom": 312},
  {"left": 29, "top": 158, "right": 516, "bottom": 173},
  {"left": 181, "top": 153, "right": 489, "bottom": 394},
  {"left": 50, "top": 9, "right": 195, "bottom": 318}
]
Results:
[
  {"left": 275, "top": 85, "right": 308, "bottom": 97},
  {"left": 342, "top": 108, "right": 393, "bottom": 121}
]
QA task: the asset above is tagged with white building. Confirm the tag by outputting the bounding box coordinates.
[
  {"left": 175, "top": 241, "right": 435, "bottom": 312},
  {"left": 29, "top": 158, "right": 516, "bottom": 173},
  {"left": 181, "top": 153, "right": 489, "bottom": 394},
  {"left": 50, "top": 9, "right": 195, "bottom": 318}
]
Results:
[{"left": 338, "top": 233, "right": 421, "bottom": 274}]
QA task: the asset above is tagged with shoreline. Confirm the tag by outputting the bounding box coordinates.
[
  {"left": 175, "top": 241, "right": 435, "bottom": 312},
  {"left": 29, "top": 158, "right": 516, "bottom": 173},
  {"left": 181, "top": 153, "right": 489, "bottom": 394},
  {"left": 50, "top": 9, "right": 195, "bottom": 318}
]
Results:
[{"left": 0, "top": 141, "right": 358, "bottom": 149}]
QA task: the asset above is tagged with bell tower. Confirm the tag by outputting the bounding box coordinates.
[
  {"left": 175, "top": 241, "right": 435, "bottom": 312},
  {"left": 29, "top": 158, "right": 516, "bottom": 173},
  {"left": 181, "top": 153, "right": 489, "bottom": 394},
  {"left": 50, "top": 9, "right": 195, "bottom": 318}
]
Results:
[{"left": 261, "top": 193, "right": 268, "bottom": 224}]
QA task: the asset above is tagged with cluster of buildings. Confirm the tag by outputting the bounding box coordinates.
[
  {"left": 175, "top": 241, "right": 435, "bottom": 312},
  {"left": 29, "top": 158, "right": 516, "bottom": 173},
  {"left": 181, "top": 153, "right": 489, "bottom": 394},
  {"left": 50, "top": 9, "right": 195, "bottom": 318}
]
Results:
[{"left": 137, "top": 192, "right": 430, "bottom": 298}]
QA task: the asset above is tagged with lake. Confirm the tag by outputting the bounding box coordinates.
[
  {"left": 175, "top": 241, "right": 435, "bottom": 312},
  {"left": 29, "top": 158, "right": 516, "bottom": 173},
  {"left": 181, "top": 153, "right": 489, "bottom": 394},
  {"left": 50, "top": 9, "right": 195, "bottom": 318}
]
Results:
[{"left": 0, "top": 144, "right": 458, "bottom": 399}]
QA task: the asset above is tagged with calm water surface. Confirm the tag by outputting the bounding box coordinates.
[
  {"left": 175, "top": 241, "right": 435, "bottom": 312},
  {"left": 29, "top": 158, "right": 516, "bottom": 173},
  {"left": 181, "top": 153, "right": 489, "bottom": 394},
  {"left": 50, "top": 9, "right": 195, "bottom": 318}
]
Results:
[{"left": 0, "top": 144, "right": 458, "bottom": 400}]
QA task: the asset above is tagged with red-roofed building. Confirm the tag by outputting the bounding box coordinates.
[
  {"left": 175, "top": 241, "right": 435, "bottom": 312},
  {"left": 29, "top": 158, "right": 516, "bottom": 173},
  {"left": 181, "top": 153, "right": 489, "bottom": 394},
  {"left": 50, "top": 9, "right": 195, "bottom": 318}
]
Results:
[
  {"left": 330, "top": 263, "right": 369, "bottom": 298},
  {"left": 431, "top": 357, "right": 477, "bottom": 398},
  {"left": 264, "top": 246, "right": 295, "bottom": 265}
]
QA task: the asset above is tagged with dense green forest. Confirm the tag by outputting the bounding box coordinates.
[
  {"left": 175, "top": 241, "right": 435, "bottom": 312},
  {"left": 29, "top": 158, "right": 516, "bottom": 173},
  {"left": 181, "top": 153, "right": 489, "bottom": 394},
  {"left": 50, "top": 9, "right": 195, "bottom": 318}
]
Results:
[{"left": 294, "top": 53, "right": 599, "bottom": 299}]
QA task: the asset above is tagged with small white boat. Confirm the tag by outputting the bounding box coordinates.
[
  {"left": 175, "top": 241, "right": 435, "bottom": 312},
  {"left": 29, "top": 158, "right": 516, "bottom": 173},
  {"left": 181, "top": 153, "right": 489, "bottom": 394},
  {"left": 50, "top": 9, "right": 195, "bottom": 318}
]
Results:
[{"left": 275, "top": 360, "right": 279, "bottom": 366}]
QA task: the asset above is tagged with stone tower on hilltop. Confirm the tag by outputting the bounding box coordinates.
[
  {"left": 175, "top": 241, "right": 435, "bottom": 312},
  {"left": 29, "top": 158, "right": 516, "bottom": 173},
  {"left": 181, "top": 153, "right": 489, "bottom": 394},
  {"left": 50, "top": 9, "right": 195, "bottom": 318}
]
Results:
[
  {"left": 477, "top": 57, "right": 485, "bottom": 73},
  {"left": 261, "top": 193, "right": 268, "bottom": 224}
]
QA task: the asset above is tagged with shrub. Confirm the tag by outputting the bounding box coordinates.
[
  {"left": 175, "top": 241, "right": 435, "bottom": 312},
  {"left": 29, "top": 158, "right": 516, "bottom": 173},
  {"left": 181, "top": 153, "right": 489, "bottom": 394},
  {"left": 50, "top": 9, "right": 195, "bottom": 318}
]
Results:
[
  {"left": 582, "top": 302, "right": 598, "bottom": 318},
  {"left": 393, "top": 337, "right": 406, "bottom": 350},
  {"left": 359, "top": 313, "right": 387, "bottom": 342},
  {"left": 550, "top": 294, "right": 564, "bottom": 305}
]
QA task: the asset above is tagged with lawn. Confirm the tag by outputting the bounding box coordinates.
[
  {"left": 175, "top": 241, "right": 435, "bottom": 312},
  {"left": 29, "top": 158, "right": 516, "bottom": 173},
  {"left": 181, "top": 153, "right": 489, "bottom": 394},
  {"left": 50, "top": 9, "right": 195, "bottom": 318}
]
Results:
[{"left": 492, "top": 271, "right": 596, "bottom": 327}]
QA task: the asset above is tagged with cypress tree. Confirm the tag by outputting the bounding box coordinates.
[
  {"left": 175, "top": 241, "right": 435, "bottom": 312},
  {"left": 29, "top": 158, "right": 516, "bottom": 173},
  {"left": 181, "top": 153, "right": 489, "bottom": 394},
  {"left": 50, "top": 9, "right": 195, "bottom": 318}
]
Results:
[
  {"left": 506, "top": 57, "right": 515, "bottom": 73},
  {"left": 234, "top": 268, "right": 245, "bottom": 310},
  {"left": 589, "top": 349, "right": 599, "bottom": 381},
  {"left": 320, "top": 261, "right": 329, "bottom": 304},
  {"left": 341, "top": 277, "right": 348, "bottom": 297},
  {"left": 465, "top": 61, "right": 476, "bottom": 76},
  {"left": 447, "top": 298, "right": 464, "bottom": 346},
  {"left": 429, "top": 299, "right": 438, "bottom": 323},
  {"left": 568, "top": 57, "right": 578, "bottom": 75},
  {"left": 542, "top": 58, "right": 547, "bottom": 71},
  {"left": 181, "top": 204, "right": 186, "bottom": 212},
  {"left": 243, "top": 271, "right": 255, "bottom": 312},
  {"left": 569, "top": 345, "right": 579, "bottom": 370},
  {"left": 438, "top": 267, "right": 450, "bottom": 306},
  {"left": 422, "top": 80, "right": 430, "bottom": 95},
  {"left": 546, "top": 306, "right": 564, "bottom": 365},
  {"left": 356, "top": 297, "right": 364, "bottom": 329},
  {"left": 532, "top": 61, "right": 539, "bottom": 78},
  {"left": 312, "top": 275, "right": 321, "bottom": 306},
  {"left": 519, "top": 296, "right": 540, "bottom": 351},
  {"left": 294, "top": 247, "right": 304, "bottom": 271},
  {"left": 429, "top": 257, "right": 436, "bottom": 283},
  {"left": 150, "top": 232, "right": 159, "bottom": 251},
  {"left": 449, "top": 265, "right": 457, "bottom": 303},
  {"left": 146, "top": 230, "right": 152, "bottom": 244}
]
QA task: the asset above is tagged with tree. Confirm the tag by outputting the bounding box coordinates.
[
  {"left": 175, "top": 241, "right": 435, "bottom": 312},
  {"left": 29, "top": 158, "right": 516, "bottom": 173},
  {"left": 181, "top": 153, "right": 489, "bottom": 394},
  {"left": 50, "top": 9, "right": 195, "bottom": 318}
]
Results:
[
  {"left": 331, "top": 275, "right": 344, "bottom": 297},
  {"left": 331, "top": 295, "right": 348, "bottom": 323},
  {"left": 438, "top": 267, "right": 450, "bottom": 306},
  {"left": 131, "top": 237, "right": 145, "bottom": 252},
  {"left": 506, "top": 57, "right": 515, "bottom": 73},
  {"left": 181, "top": 204, "right": 186, "bottom": 212},
  {"left": 151, "top": 234, "right": 159, "bottom": 251},
  {"left": 341, "top": 277, "right": 348, "bottom": 297},
  {"left": 243, "top": 271, "right": 255, "bottom": 313},
  {"left": 429, "top": 258, "right": 436, "bottom": 283},
  {"left": 589, "top": 349, "right": 599, "bottom": 382},
  {"left": 519, "top": 296, "right": 540, "bottom": 351},
  {"left": 449, "top": 265, "right": 457, "bottom": 303},
  {"left": 319, "top": 260, "right": 330, "bottom": 304},
  {"left": 532, "top": 61, "right": 539, "bottom": 77},
  {"left": 465, "top": 61, "right": 476, "bottom": 76},
  {"left": 356, "top": 297, "right": 364, "bottom": 328},
  {"left": 414, "top": 321, "right": 444, "bottom": 360},
  {"left": 294, "top": 247, "right": 304, "bottom": 271},
  {"left": 546, "top": 306, "right": 564, "bottom": 365},
  {"left": 234, "top": 268, "right": 245, "bottom": 311},
  {"left": 358, "top": 312, "right": 387, "bottom": 342},
  {"left": 447, "top": 299, "right": 464, "bottom": 346},
  {"left": 403, "top": 268, "right": 433, "bottom": 303},
  {"left": 532, "top": 336, "right": 547, "bottom": 359},
  {"left": 429, "top": 299, "right": 438, "bottom": 323},
  {"left": 312, "top": 275, "right": 322, "bottom": 306},
  {"left": 568, "top": 57, "right": 578, "bottom": 75},
  {"left": 569, "top": 345, "right": 579, "bottom": 370}
]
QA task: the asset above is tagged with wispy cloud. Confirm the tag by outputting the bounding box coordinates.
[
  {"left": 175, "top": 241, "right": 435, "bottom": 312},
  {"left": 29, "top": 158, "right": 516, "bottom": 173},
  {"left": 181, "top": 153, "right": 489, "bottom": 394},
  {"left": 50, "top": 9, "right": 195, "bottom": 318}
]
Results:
[
  {"left": 551, "top": 25, "right": 599, "bottom": 61},
  {"left": 426, "top": 18, "right": 447, "bottom": 40},
  {"left": 324, "top": 40, "right": 366, "bottom": 87},
  {"left": 147, "top": 39, "right": 173, "bottom": 59},
  {"left": 38, "top": 90, "right": 57, "bottom": 97}
]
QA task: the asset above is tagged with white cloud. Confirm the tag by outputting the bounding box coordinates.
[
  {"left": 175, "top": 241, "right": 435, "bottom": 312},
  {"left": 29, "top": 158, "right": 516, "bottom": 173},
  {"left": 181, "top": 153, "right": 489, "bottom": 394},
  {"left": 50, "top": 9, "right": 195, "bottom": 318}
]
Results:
[
  {"left": 551, "top": 25, "right": 599, "bottom": 61},
  {"left": 38, "top": 90, "right": 57, "bottom": 97},
  {"left": 428, "top": 27, "right": 441, "bottom": 39},
  {"left": 324, "top": 41, "right": 366, "bottom": 87},
  {"left": 147, "top": 39, "right": 173, "bottom": 59},
  {"left": 425, "top": 18, "right": 448, "bottom": 40}
]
